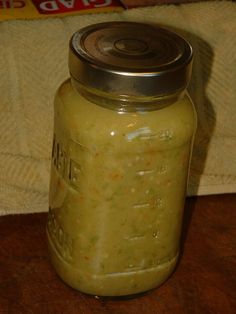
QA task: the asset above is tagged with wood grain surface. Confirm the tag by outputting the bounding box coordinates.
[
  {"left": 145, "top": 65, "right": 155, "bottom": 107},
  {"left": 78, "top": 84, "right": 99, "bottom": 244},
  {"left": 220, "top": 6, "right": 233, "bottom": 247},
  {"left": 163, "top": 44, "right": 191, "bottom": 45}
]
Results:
[{"left": 0, "top": 194, "right": 236, "bottom": 314}]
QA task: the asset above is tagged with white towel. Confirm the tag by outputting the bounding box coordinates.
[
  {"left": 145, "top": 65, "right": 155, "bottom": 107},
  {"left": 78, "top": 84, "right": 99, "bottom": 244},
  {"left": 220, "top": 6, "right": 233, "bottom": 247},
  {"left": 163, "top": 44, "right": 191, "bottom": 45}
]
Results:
[{"left": 0, "top": 1, "right": 236, "bottom": 215}]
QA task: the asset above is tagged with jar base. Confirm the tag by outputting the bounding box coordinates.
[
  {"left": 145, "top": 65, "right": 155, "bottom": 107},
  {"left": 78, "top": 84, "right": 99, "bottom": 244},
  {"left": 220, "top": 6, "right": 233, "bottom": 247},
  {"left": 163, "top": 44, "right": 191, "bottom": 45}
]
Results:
[{"left": 47, "top": 230, "right": 178, "bottom": 297}]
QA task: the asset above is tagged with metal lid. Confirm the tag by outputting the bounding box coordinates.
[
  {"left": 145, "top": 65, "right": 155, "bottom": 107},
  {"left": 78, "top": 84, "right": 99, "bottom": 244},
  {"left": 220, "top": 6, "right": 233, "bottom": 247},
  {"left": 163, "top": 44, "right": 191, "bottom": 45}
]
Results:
[{"left": 69, "top": 22, "right": 193, "bottom": 97}]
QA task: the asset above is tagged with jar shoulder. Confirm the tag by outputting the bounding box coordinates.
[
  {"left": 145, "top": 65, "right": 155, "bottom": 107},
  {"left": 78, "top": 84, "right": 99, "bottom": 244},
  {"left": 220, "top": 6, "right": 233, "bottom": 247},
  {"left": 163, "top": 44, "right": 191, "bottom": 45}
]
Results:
[
  {"left": 56, "top": 79, "right": 196, "bottom": 122},
  {"left": 54, "top": 79, "right": 196, "bottom": 150}
]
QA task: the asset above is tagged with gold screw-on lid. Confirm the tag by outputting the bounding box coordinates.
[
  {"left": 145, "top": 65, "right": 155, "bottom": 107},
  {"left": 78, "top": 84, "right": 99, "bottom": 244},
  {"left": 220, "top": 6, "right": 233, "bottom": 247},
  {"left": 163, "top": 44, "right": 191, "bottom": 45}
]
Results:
[{"left": 69, "top": 22, "right": 193, "bottom": 97}]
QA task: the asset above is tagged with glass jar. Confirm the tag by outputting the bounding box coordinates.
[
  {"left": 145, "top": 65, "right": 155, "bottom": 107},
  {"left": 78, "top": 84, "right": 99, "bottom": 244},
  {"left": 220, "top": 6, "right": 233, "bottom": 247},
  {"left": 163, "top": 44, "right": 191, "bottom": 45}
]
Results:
[{"left": 47, "top": 22, "right": 197, "bottom": 297}]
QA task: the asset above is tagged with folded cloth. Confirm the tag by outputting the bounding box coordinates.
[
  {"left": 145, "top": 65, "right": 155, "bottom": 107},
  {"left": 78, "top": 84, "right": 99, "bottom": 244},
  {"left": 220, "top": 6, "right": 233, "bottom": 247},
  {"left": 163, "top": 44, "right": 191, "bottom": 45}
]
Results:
[
  {"left": 0, "top": 1, "right": 236, "bottom": 215},
  {"left": 120, "top": 0, "right": 210, "bottom": 7}
]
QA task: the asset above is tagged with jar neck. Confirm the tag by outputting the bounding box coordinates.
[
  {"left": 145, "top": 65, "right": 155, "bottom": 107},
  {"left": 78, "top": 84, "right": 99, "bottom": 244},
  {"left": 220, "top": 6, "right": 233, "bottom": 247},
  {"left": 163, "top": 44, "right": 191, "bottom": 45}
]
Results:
[{"left": 71, "top": 78, "right": 185, "bottom": 113}]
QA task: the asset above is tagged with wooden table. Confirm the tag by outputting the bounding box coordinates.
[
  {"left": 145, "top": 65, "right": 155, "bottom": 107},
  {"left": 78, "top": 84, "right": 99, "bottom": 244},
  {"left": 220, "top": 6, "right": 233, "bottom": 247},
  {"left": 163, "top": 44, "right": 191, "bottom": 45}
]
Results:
[{"left": 0, "top": 194, "right": 235, "bottom": 313}]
